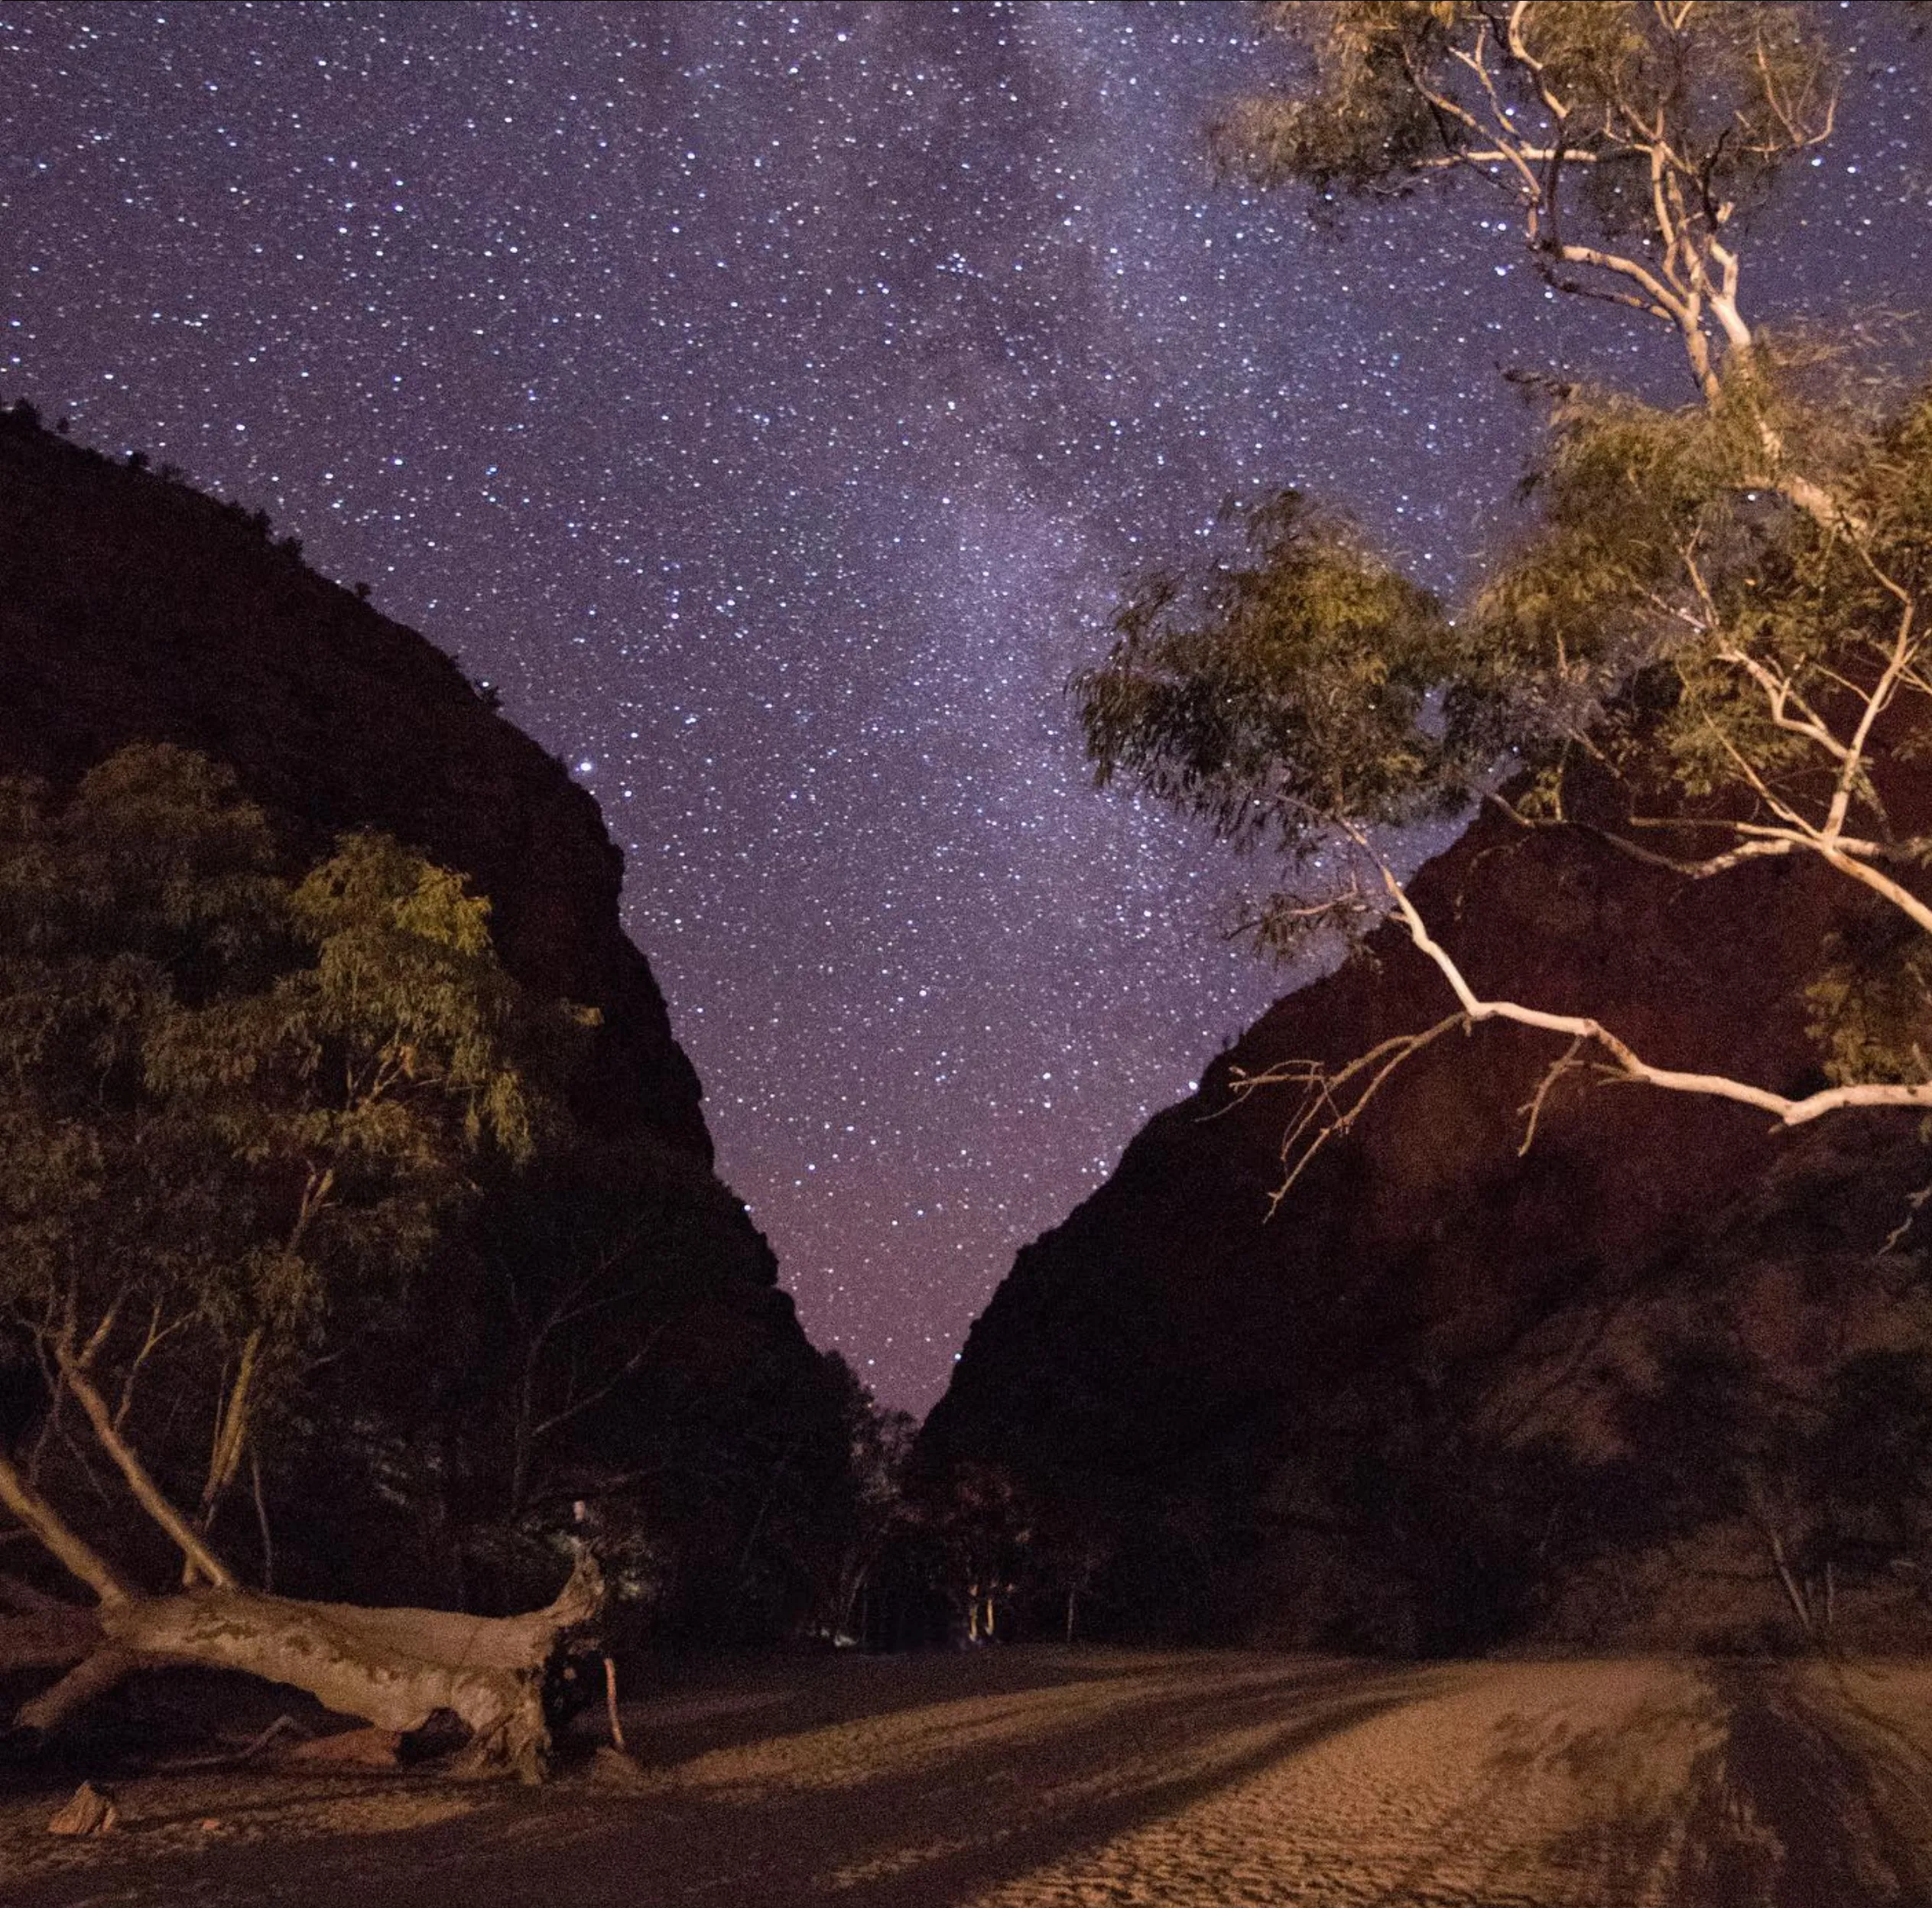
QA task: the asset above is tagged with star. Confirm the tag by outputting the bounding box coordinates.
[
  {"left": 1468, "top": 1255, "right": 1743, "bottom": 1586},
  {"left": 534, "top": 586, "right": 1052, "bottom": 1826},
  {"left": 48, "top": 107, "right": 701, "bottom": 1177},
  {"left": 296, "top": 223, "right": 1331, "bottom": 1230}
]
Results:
[{"left": 3, "top": 0, "right": 1923, "bottom": 1409}]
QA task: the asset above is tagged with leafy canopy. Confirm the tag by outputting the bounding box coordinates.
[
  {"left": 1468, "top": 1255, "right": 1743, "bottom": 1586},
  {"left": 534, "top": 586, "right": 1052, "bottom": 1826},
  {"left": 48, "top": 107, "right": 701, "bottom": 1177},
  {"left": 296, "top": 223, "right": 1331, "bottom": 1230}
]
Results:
[
  {"left": 1077, "top": 2, "right": 1932, "bottom": 1139},
  {"left": 0, "top": 745, "right": 583, "bottom": 1565}
]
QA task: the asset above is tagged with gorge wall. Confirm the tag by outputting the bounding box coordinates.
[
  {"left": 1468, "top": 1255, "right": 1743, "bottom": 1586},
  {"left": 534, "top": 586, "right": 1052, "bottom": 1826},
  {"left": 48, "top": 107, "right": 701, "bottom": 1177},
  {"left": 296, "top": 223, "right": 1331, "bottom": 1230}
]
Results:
[
  {"left": 0, "top": 405, "right": 849, "bottom": 1637},
  {"left": 924, "top": 787, "right": 1932, "bottom": 1653},
  {"left": 0, "top": 404, "right": 702, "bottom": 1159}
]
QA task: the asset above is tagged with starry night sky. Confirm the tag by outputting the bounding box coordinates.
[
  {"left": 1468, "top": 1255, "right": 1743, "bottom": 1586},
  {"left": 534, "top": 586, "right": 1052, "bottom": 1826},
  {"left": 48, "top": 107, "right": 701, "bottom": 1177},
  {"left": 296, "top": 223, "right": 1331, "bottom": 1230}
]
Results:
[{"left": 3, "top": 2, "right": 1927, "bottom": 1410}]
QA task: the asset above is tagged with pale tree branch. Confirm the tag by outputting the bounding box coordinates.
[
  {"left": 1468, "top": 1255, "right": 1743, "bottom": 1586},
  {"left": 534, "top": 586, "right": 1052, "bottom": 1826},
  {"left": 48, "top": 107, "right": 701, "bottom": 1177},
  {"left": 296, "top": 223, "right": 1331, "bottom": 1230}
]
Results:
[
  {"left": 529, "top": 1315, "right": 680, "bottom": 1444},
  {"left": 192, "top": 1325, "right": 266, "bottom": 1572},
  {"left": 56, "top": 1344, "right": 237, "bottom": 1591},
  {"left": 1625, "top": 813, "right": 1861, "bottom": 845},
  {"left": 190, "top": 1163, "right": 339, "bottom": 1552},
  {"left": 1700, "top": 716, "right": 1821, "bottom": 837},
  {"left": 1372, "top": 856, "right": 1932, "bottom": 1129},
  {"left": 1554, "top": 241, "right": 1693, "bottom": 334},
  {"left": 1505, "top": 0, "right": 1574, "bottom": 129},
  {"left": 1712, "top": 645, "right": 1851, "bottom": 763},
  {"left": 1561, "top": 811, "right": 1903, "bottom": 882},
  {"left": 0, "top": 1447, "right": 131, "bottom": 1606},
  {"left": 73, "top": 1300, "right": 122, "bottom": 1374},
  {"left": 1881, "top": 1180, "right": 1932, "bottom": 1258},
  {"left": 1530, "top": 265, "right": 1668, "bottom": 322},
  {"left": 1398, "top": 28, "right": 1557, "bottom": 220},
  {"left": 1820, "top": 843, "right": 1932, "bottom": 944},
  {"left": 249, "top": 1446, "right": 274, "bottom": 1595},
  {"left": 1516, "top": 1034, "right": 1589, "bottom": 1156},
  {"left": 1576, "top": 827, "right": 1796, "bottom": 881},
  {"left": 1220, "top": 1013, "right": 1469, "bottom": 1214},
  {"left": 1450, "top": 25, "right": 1547, "bottom": 203},
  {"left": 1416, "top": 148, "right": 1597, "bottom": 169},
  {"left": 115, "top": 1301, "right": 191, "bottom": 1434},
  {"left": 1825, "top": 590, "right": 1917, "bottom": 842}
]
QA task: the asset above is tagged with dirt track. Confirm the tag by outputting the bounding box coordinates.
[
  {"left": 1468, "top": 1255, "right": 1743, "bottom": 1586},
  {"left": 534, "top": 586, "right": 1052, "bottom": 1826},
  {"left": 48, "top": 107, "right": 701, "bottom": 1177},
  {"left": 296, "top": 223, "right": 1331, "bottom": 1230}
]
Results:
[{"left": 4, "top": 1650, "right": 1932, "bottom": 1905}]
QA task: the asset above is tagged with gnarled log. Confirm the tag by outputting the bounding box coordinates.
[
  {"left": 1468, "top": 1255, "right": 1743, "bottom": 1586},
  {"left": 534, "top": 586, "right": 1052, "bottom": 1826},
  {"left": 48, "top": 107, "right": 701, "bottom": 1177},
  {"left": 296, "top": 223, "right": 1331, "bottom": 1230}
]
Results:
[{"left": 15, "top": 1550, "right": 603, "bottom": 1783}]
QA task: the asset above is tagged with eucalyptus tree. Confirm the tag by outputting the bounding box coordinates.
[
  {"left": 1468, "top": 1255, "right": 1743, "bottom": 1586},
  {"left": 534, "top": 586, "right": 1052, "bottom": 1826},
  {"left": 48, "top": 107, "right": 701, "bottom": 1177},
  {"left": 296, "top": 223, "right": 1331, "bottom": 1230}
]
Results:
[
  {"left": 1079, "top": 1, "right": 1932, "bottom": 1188},
  {"left": 0, "top": 745, "right": 600, "bottom": 1776}
]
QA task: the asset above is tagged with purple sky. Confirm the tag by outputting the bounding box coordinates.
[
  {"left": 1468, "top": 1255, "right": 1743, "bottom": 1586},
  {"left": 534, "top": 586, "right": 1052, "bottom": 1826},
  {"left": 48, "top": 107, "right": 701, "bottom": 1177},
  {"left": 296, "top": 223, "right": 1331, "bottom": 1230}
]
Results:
[{"left": 4, "top": 1, "right": 1927, "bottom": 1408}]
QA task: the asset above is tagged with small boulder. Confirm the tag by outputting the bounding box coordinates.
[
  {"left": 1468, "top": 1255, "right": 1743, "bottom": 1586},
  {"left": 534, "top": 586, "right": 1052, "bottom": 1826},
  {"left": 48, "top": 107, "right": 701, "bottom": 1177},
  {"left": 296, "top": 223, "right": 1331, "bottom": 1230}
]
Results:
[{"left": 47, "top": 1781, "right": 117, "bottom": 1836}]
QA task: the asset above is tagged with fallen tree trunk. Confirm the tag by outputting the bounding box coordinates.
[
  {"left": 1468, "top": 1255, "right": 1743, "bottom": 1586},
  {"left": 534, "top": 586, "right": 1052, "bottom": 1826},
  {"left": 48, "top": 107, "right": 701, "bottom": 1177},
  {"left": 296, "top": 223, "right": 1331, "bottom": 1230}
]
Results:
[{"left": 14, "top": 1550, "right": 603, "bottom": 1783}]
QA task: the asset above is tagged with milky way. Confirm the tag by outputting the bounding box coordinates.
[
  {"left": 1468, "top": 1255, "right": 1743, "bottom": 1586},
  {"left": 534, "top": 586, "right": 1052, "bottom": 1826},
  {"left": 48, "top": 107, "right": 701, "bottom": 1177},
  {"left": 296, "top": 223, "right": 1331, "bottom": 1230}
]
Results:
[{"left": 3, "top": 2, "right": 1927, "bottom": 1409}]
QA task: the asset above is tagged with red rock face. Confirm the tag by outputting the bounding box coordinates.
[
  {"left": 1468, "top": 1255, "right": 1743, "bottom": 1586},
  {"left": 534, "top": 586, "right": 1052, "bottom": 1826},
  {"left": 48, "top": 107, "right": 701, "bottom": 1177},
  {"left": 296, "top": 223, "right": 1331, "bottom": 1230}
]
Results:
[{"left": 924, "top": 792, "right": 1932, "bottom": 1651}]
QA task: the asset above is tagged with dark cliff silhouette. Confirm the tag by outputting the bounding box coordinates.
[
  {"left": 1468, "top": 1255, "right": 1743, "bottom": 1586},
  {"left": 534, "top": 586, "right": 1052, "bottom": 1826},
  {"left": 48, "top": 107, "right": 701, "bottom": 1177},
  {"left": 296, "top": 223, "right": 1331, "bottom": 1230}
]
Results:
[
  {"left": 0, "top": 404, "right": 702, "bottom": 1159},
  {"left": 0, "top": 402, "right": 852, "bottom": 1644},
  {"left": 924, "top": 792, "right": 1932, "bottom": 1654}
]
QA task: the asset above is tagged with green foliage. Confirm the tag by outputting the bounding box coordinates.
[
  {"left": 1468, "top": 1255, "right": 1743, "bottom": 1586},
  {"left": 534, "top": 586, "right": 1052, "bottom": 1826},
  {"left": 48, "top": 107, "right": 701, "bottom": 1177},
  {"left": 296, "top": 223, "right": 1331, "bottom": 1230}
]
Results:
[
  {"left": 0, "top": 749, "right": 284, "bottom": 1338},
  {"left": 0, "top": 418, "right": 865, "bottom": 1629},
  {"left": 1210, "top": 2, "right": 1457, "bottom": 201},
  {"left": 1082, "top": 362, "right": 1932, "bottom": 1000},
  {"left": 1216, "top": 2, "right": 1837, "bottom": 223},
  {"left": 1082, "top": 1, "right": 1932, "bottom": 1097},
  {"left": 1465, "top": 370, "right": 1875, "bottom": 777},
  {"left": 1076, "top": 493, "right": 1465, "bottom": 882},
  {"left": 154, "top": 827, "right": 550, "bottom": 1182},
  {"left": 0, "top": 744, "right": 571, "bottom": 1518},
  {"left": 1807, "top": 915, "right": 1932, "bottom": 1090}
]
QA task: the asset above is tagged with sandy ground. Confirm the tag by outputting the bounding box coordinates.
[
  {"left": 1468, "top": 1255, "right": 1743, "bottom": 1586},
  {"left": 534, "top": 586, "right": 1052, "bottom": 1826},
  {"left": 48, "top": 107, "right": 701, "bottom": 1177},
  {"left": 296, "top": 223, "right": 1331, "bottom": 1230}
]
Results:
[{"left": 2, "top": 1649, "right": 1930, "bottom": 1905}]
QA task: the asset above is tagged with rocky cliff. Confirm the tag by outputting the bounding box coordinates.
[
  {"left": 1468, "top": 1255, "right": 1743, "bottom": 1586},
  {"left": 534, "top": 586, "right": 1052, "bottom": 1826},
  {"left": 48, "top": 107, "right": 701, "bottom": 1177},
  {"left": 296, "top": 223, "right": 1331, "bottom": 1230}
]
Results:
[
  {"left": 924, "top": 790, "right": 1932, "bottom": 1653},
  {"left": 0, "top": 402, "right": 849, "bottom": 1637},
  {"left": 0, "top": 404, "right": 704, "bottom": 1161}
]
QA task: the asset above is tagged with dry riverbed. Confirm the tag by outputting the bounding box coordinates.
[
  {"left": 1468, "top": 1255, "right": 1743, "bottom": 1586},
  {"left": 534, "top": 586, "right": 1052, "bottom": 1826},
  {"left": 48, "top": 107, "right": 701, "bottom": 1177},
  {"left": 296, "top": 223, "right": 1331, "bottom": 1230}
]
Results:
[{"left": 2, "top": 1648, "right": 1930, "bottom": 1905}]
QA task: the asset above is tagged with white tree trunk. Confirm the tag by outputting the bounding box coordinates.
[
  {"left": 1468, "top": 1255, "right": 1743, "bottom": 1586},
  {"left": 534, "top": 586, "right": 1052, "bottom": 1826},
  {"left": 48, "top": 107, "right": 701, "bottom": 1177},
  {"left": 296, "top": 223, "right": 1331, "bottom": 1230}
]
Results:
[{"left": 15, "top": 1552, "right": 603, "bottom": 1783}]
